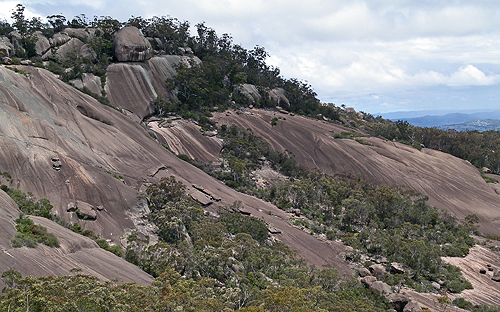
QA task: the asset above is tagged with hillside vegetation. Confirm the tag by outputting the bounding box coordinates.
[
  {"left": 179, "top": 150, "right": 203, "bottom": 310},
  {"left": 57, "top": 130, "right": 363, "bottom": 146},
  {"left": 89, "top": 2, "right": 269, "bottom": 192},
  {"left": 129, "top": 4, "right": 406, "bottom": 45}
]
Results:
[{"left": 1, "top": 4, "right": 500, "bottom": 311}]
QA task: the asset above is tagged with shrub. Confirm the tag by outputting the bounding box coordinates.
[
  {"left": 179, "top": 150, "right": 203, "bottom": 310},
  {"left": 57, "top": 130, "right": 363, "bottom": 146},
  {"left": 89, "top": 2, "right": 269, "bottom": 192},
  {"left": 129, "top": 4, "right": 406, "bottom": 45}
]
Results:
[{"left": 12, "top": 217, "right": 60, "bottom": 248}]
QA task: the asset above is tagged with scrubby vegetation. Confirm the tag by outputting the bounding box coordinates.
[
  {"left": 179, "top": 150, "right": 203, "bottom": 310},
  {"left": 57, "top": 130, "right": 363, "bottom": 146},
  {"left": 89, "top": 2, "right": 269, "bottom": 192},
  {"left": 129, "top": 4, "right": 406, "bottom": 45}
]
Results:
[
  {"left": 368, "top": 118, "right": 500, "bottom": 174},
  {"left": 180, "top": 123, "right": 477, "bottom": 294},
  {"left": 0, "top": 269, "right": 389, "bottom": 311},
  {"left": 11, "top": 218, "right": 59, "bottom": 248}
]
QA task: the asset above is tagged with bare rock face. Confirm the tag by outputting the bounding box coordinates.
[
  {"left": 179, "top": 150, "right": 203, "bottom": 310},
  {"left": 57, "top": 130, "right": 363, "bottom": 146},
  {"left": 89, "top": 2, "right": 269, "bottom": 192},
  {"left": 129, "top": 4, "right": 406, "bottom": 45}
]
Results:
[
  {"left": 0, "top": 189, "right": 153, "bottom": 289},
  {"left": 0, "top": 65, "right": 353, "bottom": 281},
  {"left": 34, "top": 31, "right": 50, "bottom": 55},
  {"left": 235, "top": 84, "right": 262, "bottom": 104},
  {"left": 493, "top": 269, "right": 500, "bottom": 282},
  {"left": 55, "top": 38, "right": 84, "bottom": 59},
  {"left": 402, "top": 301, "right": 421, "bottom": 312},
  {"left": 113, "top": 26, "right": 152, "bottom": 62},
  {"left": 105, "top": 55, "right": 196, "bottom": 119},
  {"left": 50, "top": 32, "right": 71, "bottom": 46},
  {"left": 70, "top": 73, "right": 102, "bottom": 95},
  {"left": 0, "top": 36, "right": 14, "bottom": 57},
  {"left": 268, "top": 87, "right": 290, "bottom": 109}
]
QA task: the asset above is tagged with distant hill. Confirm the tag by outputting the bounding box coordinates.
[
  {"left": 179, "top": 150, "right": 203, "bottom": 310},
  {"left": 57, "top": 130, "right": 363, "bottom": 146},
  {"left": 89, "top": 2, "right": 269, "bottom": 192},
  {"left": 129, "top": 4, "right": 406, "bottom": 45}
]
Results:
[
  {"left": 383, "top": 110, "right": 500, "bottom": 130},
  {"left": 438, "top": 119, "right": 500, "bottom": 132}
]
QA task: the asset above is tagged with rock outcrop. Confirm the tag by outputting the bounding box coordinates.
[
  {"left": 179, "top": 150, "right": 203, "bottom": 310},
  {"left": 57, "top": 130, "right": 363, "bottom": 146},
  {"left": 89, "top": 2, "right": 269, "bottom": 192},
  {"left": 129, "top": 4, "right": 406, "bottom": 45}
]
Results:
[
  {"left": 268, "top": 87, "right": 290, "bottom": 109},
  {"left": 0, "top": 36, "right": 14, "bottom": 57},
  {"left": 113, "top": 26, "right": 152, "bottom": 62},
  {"left": 211, "top": 109, "right": 500, "bottom": 235},
  {"left": 34, "top": 31, "right": 50, "bottom": 55},
  {"left": 0, "top": 189, "right": 153, "bottom": 290},
  {"left": 70, "top": 73, "right": 102, "bottom": 95},
  {"left": 235, "top": 84, "right": 261, "bottom": 104},
  {"left": 0, "top": 65, "right": 351, "bottom": 281},
  {"left": 105, "top": 55, "right": 199, "bottom": 119}
]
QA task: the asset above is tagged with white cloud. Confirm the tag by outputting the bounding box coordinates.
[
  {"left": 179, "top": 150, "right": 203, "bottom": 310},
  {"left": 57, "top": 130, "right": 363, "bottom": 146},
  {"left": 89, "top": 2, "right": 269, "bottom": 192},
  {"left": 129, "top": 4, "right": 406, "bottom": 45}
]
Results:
[{"left": 447, "top": 65, "right": 499, "bottom": 86}]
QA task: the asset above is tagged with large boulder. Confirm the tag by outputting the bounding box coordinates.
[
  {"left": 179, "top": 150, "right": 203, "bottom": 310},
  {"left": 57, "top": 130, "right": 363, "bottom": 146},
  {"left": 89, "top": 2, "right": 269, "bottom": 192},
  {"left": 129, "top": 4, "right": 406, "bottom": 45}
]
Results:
[
  {"left": 369, "top": 263, "right": 387, "bottom": 279},
  {"left": 56, "top": 38, "right": 84, "bottom": 59},
  {"left": 34, "top": 31, "right": 50, "bottom": 55},
  {"left": 389, "top": 293, "right": 410, "bottom": 312},
  {"left": 50, "top": 32, "right": 71, "bottom": 47},
  {"left": 269, "top": 88, "right": 290, "bottom": 109},
  {"left": 0, "top": 36, "right": 14, "bottom": 57},
  {"left": 70, "top": 73, "right": 102, "bottom": 95},
  {"left": 493, "top": 269, "right": 500, "bottom": 282},
  {"left": 75, "top": 200, "right": 97, "bottom": 220},
  {"left": 402, "top": 301, "right": 421, "bottom": 312},
  {"left": 9, "top": 31, "right": 24, "bottom": 55},
  {"left": 235, "top": 84, "right": 262, "bottom": 104},
  {"left": 64, "top": 28, "right": 95, "bottom": 43},
  {"left": 113, "top": 26, "right": 152, "bottom": 62}
]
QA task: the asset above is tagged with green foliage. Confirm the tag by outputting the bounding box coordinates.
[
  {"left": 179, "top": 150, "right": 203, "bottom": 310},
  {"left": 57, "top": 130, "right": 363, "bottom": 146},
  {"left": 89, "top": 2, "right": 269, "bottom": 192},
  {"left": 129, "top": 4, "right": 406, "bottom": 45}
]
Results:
[
  {"left": 0, "top": 19, "right": 13, "bottom": 36},
  {"left": 219, "top": 205, "right": 269, "bottom": 244},
  {"left": 11, "top": 217, "right": 60, "bottom": 248},
  {"left": 5, "top": 66, "right": 32, "bottom": 77},
  {"left": 46, "top": 14, "right": 66, "bottom": 32},
  {"left": 333, "top": 131, "right": 368, "bottom": 139},
  {"left": 96, "top": 238, "right": 123, "bottom": 257},
  {"left": 4, "top": 187, "right": 58, "bottom": 222},
  {"left": 119, "top": 177, "right": 392, "bottom": 310},
  {"left": 370, "top": 119, "right": 500, "bottom": 174}
]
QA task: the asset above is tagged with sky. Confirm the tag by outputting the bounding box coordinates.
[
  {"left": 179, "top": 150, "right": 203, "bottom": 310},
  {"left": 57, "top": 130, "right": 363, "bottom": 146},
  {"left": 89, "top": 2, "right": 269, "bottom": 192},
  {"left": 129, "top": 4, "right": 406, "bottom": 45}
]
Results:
[{"left": 1, "top": 1, "right": 500, "bottom": 115}]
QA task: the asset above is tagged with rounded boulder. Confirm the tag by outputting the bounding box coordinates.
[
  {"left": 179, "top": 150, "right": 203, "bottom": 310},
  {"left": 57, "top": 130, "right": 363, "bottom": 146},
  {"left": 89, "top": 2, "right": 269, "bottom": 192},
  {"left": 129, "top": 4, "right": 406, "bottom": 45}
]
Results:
[{"left": 113, "top": 26, "right": 152, "bottom": 62}]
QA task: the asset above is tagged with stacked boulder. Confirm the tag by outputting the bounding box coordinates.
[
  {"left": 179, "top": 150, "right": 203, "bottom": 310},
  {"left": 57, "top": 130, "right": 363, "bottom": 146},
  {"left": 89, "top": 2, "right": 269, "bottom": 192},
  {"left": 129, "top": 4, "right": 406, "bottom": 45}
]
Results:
[{"left": 113, "top": 26, "right": 152, "bottom": 62}]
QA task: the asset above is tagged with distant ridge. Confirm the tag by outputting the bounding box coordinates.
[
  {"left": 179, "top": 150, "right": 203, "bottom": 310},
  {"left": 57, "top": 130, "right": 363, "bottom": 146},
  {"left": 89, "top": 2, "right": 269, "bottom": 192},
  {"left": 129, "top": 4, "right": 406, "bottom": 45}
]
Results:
[
  {"left": 437, "top": 119, "right": 500, "bottom": 132},
  {"left": 381, "top": 110, "right": 500, "bottom": 129}
]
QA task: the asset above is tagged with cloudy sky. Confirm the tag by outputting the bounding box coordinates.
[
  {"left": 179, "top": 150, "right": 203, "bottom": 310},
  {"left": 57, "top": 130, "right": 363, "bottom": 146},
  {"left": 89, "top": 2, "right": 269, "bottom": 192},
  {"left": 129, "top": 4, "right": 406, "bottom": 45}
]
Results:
[{"left": 1, "top": 0, "right": 500, "bottom": 115}]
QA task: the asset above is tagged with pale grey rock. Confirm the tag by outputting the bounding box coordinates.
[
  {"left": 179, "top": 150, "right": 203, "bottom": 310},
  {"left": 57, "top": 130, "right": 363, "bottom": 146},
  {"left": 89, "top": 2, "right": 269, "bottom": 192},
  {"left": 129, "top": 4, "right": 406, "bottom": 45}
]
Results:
[
  {"left": 369, "top": 263, "right": 387, "bottom": 279},
  {"left": 70, "top": 73, "right": 102, "bottom": 95},
  {"left": 358, "top": 267, "right": 371, "bottom": 277},
  {"left": 75, "top": 200, "right": 97, "bottom": 220},
  {"left": 390, "top": 262, "right": 406, "bottom": 275},
  {"left": 431, "top": 281, "right": 441, "bottom": 290},
  {"left": 371, "top": 280, "right": 392, "bottom": 295},
  {"left": 64, "top": 28, "right": 94, "bottom": 43},
  {"left": 9, "top": 31, "right": 24, "bottom": 54},
  {"left": 268, "top": 87, "right": 290, "bottom": 109},
  {"left": 50, "top": 32, "right": 71, "bottom": 46},
  {"left": 402, "top": 301, "right": 421, "bottom": 312},
  {"left": 360, "top": 276, "right": 377, "bottom": 286},
  {"left": 0, "top": 36, "right": 14, "bottom": 57},
  {"left": 113, "top": 26, "right": 152, "bottom": 62},
  {"left": 34, "top": 31, "right": 50, "bottom": 55},
  {"left": 235, "top": 84, "right": 261, "bottom": 104},
  {"left": 79, "top": 44, "right": 97, "bottom": 61},
  {"left": 2, "top": 56, "right": 12, "bottom": 65},
  {"left": 56, "top": 38, "right": 84, "bottom": 60}
]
